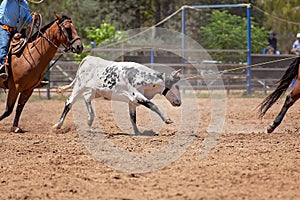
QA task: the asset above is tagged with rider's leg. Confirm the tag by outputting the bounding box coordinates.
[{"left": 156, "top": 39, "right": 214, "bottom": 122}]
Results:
[{"left": 0, "top": 27, "right": 12, "bottom": 80}]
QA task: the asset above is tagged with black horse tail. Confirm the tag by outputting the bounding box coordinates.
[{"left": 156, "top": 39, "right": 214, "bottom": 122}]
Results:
[{"left": 258, "top": 57, "right": 300, "bottom": 118}]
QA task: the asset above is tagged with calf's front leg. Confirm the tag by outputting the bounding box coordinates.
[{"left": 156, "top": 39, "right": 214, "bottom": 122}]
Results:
[{"left": 137, "top": 99, "right": 173, "bottom": 124}]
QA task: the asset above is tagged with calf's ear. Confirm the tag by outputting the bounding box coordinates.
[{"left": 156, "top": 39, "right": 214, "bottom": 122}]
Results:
[{"left": 171, "top": 69, "right": 181, "bottom": 79}]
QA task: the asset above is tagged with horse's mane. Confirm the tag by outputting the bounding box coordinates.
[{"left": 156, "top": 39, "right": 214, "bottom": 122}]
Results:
[{"left": 28, "top": 15, "right": 71, "bottom": 43}]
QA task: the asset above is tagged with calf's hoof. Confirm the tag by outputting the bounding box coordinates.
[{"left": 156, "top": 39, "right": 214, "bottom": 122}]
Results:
[
  {"left": 52, "top": 123, "right": 61, "bottom": 129},
  {"left": 134, "top": 130, "right": 142, "bottom": 135},
  {"left": 87, "top": 120, "right": 93, "bottom": 127},
  {"left": 165, "top": 119, "right": 173, "bottom": 124},
  {"left": 11, "top": 126, "right": 24, "bottom": 133}
]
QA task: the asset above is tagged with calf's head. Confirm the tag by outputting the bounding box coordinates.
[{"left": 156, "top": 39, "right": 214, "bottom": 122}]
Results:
[{"left": 163, "top": 69, "right": 182, "bottom": 107}]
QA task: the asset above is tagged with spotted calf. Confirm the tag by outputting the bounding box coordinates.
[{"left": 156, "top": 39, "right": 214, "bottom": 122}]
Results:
[{"left": 54, "top": 55, "right": 182, "bottom": 134}]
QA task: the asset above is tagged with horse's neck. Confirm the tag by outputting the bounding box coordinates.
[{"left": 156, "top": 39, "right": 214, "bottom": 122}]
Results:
[
  {"left": 43, "top": 24, "right": 62, "bottom": 48},
  {"left": 30, "top": 25, "right": 62, "bottom": 60},
  {"left": 11, "top": 24, "right": 62, "bottom": 73}
]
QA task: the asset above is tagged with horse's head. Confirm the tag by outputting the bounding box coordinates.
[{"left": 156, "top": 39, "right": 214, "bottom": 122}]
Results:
[
  {"left": 55, "top": 13, "right": 83, "bottom": 54},
  {"left": 163, "top": 69, "right": 182, "bottom": 107}
]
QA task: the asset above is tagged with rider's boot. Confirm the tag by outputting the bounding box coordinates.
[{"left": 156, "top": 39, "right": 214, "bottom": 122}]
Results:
[
  {"left": 0, "top": 64, "right": 8, "bottom": 81},
  {"left": 39, "top": 77, "right": 49, "bottom": 87}
]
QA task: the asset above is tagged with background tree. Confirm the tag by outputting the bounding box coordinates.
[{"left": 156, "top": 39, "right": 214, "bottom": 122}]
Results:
[
  {"left": 200, "top": 10, "right": 267, "bottom": 62},
  {"left": 29, "top": 0, "right": 298, "bottom": 55},
  {"left": 74, "top": 22, "right": 126, "bottom": 59},
  {"left": 259, "top": 0, "right": 300, "bottom": 53},
  {"left": 200, "top": 10, "right": 267, "bottom": 52}
]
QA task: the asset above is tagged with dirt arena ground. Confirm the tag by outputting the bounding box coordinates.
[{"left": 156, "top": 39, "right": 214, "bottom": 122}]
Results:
[{"left": 0, "top": 93, "right": 299, "bottom": 199}]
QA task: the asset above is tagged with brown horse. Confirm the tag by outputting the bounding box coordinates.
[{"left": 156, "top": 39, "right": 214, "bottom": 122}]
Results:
[
  {"left": 258, "top": 57, "right": 300, "bottom": 133},
  {"left": 0, "top": 13, "right": 83, "bottom": 133}
]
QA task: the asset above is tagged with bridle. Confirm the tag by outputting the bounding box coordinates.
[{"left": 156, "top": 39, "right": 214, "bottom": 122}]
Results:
[
  {"left": 32, "top": 16, "right": 80, "bottom": 54},
  {"left": 34, "top": 16, "right": 82, "bottom": 69},
  {"left": 57, "top": 19, "right": 81, "bottom": 53}
]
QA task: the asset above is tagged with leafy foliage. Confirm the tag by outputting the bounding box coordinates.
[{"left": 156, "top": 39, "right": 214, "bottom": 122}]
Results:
[
  {"left": 84, "top": 23, "right": 125, "bottom": 46},
  {"left": 200, "top": 10, "right": 267, "bottom": 53},
  {"left": 28, "top": 0, "right": 299, "bottom": 55},
  {"left": 262, "top": 0, "right": 300, "bottom": 52},
  {"left": 74, "top": 22, "right": 126, "bottom": 59}
]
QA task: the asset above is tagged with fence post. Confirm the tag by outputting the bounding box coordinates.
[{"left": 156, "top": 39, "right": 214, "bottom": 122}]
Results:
[
  {"left": 45, "top": 63, "right": 51, "bottom": 99},
  {"left": 246, "top": 4, "right": 252, "bottom": 94},
  {"left": 150, "top": 48, "right": 154, "bottom": 69}
]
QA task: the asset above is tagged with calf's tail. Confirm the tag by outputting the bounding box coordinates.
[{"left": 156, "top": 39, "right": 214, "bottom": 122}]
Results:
[
  {"left": 56, "top": 78, "right": 76, "bottom": 94},
  {"left": 56, "top": 57, "right": 89, "bottom": 94}
]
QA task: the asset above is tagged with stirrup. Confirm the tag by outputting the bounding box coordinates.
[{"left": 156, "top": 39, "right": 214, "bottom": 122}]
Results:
[{"left": 0, "top": 73, "right": 8, "bottom": 80}]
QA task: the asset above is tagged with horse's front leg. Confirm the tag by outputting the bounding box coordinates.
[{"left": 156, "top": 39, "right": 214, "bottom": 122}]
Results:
[
  {"left": 11, "top": 90, "right": 34, "bottom": 133},
  {"left": 0, "top": 88, "right": 19, "bottom": 121},
  {"left": 268, "top": 64, "right": 300, "bottom": 133}
]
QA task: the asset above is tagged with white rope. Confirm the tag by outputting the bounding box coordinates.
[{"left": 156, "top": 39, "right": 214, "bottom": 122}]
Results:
[
  {"left": 98, "top": 6, "right": 183, "bottom": 49},
  {"left": 27, "top": 0, "right": 44, "bottom": 4},
  {"left": 253, "top": 5, "right": 300, "bottom": 26},
  {"left": 184, "top": 55, "right": 300, "bottom": 80}
]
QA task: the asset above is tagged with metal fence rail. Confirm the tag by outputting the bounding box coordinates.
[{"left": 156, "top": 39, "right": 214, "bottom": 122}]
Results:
[{"left": 15, "top": 49, "right": 295, "bottom": 99}]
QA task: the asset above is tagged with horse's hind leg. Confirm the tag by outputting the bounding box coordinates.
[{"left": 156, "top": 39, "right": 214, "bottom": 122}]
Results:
[
  {"left": 267, "top": 93, "right": 295, "bottom": 133},
  {"left": 11, "top": 90, "right": 34, "bottom": 133},
  {"left": 268, "top": 66, "right": 300, "bottom": 133}
]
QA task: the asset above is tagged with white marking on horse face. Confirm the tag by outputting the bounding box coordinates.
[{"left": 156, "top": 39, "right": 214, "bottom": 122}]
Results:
[{"left": 165, "top": 83, "right": 181, "bottom": 107}]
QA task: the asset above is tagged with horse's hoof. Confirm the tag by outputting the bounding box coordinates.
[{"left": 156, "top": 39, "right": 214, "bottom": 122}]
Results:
[
  {"left": 11, "top": 127, "right": 24, "bottom": 133},
  {"left": 267, "top": 125, "right": 275, "bottom": 133},
  {"left": 165, "top": 119, "right": 173, "bottom": 124}
]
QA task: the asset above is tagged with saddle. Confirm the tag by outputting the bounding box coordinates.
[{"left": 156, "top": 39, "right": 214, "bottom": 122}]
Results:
[
  {"left": 0, "top": 33, "right": 27, "bottom": 88},
  {"left": 10, "top": 33, "right": 27, "bottom": 55}
]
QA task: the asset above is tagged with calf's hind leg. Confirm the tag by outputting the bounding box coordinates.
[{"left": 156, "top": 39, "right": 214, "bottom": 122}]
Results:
[
  {"left": 53, "top": 87, "right": 87, "bottom": 129},
  {"left": 83, "top": 90, "right": 96, "bottom": 127},
  {"left": 128, "top": 103, "right": 140, "bottom": 134}
]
